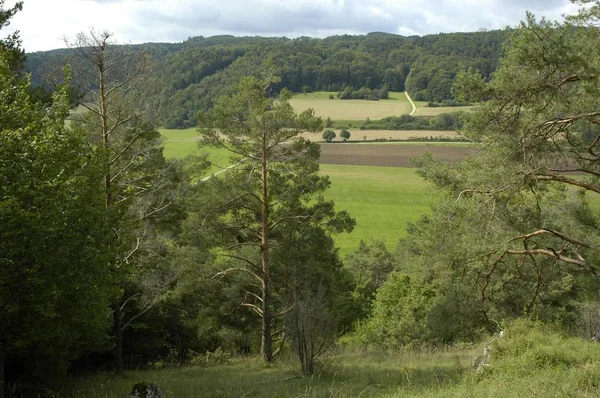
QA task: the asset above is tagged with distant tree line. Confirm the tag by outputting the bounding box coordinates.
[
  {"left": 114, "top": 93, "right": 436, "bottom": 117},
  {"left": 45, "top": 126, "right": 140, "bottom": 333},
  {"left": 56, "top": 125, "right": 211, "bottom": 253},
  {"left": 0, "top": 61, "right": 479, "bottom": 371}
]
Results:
[
  {"left": 338, "top": 85, "right": 389, "bottom": 100},
  {"left": 361, "top": 112, "right": 466, "bottom": 131}
]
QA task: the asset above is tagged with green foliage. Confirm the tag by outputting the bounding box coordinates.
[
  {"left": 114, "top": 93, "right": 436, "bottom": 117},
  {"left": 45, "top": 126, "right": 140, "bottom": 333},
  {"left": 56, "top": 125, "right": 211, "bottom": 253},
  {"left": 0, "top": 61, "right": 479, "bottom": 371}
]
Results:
[
  {"left": 189, "top": 347, "right": 231, "bottom": 367},
  {"left": 344, "top": 239, "right": 395, "bottom": 321},
  {"left": 0, "top": 31, "right": 111, "bottom": 391},
  {"left": 337, "top": 86, "right": 389, "bottom": 101},
  {"left": 446, "top": 319, "right": 600, "bottom": 396},
  {"left": 340, "top": 129, "right": 351, "bottom": 141},
  {"left": 188, "top": 72, "right": 354, "bottom": 362},
  {"left": 370, "top": 7, "right": 600, "bottom": 351},
  {"left": 363, "top": 112, "right": 465, "bottom": 131},
  {"left": 322, "top": 129, "right": 336, "bottom": 142},
  {"left": 347, "top": 272, "right": 436, "bottom": 348}
]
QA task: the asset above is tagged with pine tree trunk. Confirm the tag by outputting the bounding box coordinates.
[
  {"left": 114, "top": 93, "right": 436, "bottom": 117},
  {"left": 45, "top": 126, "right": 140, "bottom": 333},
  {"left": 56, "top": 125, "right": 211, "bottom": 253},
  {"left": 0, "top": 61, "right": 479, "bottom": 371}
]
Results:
[
  {"left": 260, "top": 143, "right": 273, "bottom": 363},
  {"left": 113, "top": 303, "right": 124, "bottom": 374}
]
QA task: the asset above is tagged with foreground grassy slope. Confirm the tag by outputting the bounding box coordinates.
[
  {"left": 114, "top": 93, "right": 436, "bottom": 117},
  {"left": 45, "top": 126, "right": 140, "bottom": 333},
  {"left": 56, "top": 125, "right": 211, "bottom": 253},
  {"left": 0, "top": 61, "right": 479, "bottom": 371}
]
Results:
[
  {"left": 62, "top": 321, "right": 600, "bottom": 397},
  {"left": 62, "top": 348, "right": 473, "bottom": 397}
]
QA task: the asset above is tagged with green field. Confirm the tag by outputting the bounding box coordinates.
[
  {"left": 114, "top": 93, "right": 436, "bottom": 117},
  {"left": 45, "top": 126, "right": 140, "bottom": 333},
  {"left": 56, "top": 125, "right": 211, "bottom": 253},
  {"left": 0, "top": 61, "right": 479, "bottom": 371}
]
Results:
[
  {"left": 322, "top": 165, "right": 435, "bottom": 255},
  {"left": 160, "top": 128, "right": 234, "bottom": 175},
  {"left": 290, "top": 91, "right": 411, "bottom": 120},
  {"left": 161, "top": 129, "right": 437, "bottom": 256}
]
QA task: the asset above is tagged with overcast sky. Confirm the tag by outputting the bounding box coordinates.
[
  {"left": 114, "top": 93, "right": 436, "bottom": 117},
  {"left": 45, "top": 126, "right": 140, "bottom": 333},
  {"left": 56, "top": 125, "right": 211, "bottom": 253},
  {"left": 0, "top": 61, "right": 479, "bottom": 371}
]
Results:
[{"left": 3, "top": 0, "right": 580, "bottom": 52}]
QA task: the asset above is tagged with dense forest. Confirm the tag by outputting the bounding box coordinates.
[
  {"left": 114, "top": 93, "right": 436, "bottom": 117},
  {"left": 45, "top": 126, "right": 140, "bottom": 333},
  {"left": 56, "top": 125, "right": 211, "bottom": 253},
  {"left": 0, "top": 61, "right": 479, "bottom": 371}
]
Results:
[
  {"left": 5, "top": 0, "right": 600, "bottom": 396},
  {"left": 26, "top": 29, "right": 507, "bottom": 128}
]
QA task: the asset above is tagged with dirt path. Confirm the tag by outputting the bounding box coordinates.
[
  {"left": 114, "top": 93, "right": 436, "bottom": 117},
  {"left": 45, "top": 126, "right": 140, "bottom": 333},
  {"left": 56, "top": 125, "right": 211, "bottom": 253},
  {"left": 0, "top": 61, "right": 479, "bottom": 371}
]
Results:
[{"left": 405, "top": 92, "right": 417, "bottom": 115}]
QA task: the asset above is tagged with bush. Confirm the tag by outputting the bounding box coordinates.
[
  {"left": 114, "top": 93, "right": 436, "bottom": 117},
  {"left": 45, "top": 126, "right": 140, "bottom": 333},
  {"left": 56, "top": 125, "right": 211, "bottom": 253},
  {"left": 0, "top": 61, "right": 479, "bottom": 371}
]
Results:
[
  {"left": 344, "top": 272, "right": 436, "bottom": 349},
  {"left": 188, "top": 347, "right": 230, "bottom": 367}
]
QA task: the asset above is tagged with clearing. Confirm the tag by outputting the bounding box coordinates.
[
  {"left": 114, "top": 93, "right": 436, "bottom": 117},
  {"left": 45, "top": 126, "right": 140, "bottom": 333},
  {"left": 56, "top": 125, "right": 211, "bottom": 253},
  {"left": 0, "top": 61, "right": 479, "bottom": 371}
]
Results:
[{"left": 290, "top": 91, "right": 411, "bottom": 120}]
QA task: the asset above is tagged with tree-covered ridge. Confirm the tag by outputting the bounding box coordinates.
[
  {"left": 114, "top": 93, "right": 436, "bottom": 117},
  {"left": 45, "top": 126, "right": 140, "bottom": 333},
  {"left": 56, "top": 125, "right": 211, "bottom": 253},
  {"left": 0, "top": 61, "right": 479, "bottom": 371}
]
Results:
[{"left": 26, "top": 30, "right": 507, "bottom": 128}]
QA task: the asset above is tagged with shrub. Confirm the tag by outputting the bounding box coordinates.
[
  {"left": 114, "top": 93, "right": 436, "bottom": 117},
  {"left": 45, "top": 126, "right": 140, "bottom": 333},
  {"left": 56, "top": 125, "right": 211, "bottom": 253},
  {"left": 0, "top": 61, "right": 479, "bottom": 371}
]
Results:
[{"left": 189, "top": 347, "right": 230, "bottom": 367}]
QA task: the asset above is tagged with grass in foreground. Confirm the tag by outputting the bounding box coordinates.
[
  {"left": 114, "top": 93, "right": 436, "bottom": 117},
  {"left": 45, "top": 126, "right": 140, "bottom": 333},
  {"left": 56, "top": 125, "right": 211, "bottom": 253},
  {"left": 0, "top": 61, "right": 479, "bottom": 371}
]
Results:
[
  {"left": 61, "top": 348, "right": 472, "bottom": 397},
  {"left": 61, "top": 320, "right": 600, "bottom": 397}
]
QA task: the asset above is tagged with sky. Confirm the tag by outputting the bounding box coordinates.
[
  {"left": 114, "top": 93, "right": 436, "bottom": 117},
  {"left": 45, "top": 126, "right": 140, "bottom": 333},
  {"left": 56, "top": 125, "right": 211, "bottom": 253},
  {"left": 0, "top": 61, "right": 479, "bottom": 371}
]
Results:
[{"left": 3, "top": 0, "right": 580, "bottom": 53}]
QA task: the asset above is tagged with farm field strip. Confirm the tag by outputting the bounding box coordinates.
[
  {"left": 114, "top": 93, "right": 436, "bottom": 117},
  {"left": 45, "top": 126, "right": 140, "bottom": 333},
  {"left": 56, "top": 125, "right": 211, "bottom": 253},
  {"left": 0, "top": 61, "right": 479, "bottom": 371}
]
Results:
[
  {"left": 298, "top": 129, "right": 461, "bottom": 141},
  {"left": 318, "top": 141, "right": 472, "bottom": 168}
]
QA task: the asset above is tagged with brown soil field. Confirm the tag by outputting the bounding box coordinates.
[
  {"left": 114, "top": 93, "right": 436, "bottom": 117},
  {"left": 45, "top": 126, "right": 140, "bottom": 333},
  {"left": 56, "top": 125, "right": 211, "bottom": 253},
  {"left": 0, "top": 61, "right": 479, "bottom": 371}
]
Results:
[{"left": 318, "top": 143, "right": 473, "bottom": 167}]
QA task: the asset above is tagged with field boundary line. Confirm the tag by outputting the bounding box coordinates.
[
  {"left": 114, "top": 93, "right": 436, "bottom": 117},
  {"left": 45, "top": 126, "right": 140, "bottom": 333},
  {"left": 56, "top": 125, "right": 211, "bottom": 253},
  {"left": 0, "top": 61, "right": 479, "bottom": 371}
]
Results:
[{"left": 405, "top": 92, "right": 417, "bottom": 115}]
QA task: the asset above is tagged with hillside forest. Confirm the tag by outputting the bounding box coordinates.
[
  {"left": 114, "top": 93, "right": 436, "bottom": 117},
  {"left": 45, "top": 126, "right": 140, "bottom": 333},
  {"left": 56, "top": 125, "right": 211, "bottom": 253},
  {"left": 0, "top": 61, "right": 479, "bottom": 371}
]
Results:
[
  {"left": 27, "top": 28, "right": 506, "bottom": 128},
  {"left": 4, "top": 0, "right": 600, "bottom": 396}
]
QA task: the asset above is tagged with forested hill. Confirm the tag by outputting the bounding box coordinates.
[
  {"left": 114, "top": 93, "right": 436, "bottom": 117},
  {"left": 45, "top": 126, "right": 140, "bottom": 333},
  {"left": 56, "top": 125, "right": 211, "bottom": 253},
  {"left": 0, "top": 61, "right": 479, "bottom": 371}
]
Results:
[{"left": 26, "top": 30, "right": 507, "bottom": 128}]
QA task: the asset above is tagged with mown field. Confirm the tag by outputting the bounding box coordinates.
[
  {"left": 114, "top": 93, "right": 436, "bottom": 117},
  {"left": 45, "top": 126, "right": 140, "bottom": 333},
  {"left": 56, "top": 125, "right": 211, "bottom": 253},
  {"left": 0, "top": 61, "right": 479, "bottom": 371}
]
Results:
[
  {"left": 161, "top": 129, "right": 472, "bottom": 255},
  {"left": 290, "top": 91, "right": 411, "bottom": 120}
]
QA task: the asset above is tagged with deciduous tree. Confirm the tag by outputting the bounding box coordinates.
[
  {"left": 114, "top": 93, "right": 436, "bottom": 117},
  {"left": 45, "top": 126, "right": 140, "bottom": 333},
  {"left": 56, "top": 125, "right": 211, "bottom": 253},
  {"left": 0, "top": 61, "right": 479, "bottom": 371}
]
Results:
[
  {"left": 0, "top": 24, "right": 110, "bottom": 396},
  {"left": 68, "top": 30, "right": 187, "bottom": 373}
]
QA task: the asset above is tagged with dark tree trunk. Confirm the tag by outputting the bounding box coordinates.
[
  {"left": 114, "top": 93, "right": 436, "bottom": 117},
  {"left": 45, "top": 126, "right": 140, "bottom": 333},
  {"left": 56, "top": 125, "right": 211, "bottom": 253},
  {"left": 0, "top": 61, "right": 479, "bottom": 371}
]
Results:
[
  {"left": 594, "top": 305, "right": 600, "bottom": 342},
  {"left": 113, "top": 303, "right": 124, "bottom": 374},
  {"left": 0, "top": 344, "right": 5, "bottom": 398}
]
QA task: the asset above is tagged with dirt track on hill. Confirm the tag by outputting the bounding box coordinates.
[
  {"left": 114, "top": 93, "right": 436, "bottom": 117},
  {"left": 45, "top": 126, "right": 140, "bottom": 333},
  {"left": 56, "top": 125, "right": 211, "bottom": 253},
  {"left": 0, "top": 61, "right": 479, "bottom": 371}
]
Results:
[{"left": 318, "top": 144, "right": 473, "bottom": 167}]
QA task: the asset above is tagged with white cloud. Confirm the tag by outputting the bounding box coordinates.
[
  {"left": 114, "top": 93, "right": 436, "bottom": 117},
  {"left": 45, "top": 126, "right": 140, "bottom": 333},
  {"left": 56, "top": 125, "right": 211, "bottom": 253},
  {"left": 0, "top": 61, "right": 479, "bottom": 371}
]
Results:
[{"left": 1, "top": 0, "right": 579, "bottom": 52}]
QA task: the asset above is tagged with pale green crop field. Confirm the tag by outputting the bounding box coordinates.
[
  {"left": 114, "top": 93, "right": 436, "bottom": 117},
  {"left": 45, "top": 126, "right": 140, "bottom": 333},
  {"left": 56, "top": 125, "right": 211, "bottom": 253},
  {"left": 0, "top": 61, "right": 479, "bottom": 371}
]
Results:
[{"left": 290, "top": 91, "right": 411, "bottom": 120}]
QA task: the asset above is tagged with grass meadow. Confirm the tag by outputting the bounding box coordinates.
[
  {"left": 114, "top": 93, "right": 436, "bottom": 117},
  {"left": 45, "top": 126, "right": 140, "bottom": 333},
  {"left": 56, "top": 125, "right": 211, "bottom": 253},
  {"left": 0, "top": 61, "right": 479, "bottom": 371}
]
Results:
[
  {"left": 290, "top": 91, "right": 412, "bottom": 120},
  {"left": 60, "top": 347, "right": 474, "bottom": 397},
  {"left": 321, "top": 164, "right": 436, "bottom": 255},
  {"left": 61, "top": 320, "right": 600, "bottom": 397}
]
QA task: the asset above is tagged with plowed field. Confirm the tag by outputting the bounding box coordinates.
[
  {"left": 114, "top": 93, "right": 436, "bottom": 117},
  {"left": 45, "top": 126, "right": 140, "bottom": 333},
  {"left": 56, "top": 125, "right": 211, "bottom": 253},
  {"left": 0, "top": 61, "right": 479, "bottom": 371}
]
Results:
[{"left": 318, "top": 143, "right": 473, "bottom": 167}]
